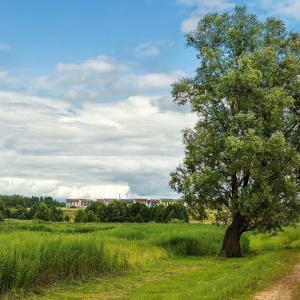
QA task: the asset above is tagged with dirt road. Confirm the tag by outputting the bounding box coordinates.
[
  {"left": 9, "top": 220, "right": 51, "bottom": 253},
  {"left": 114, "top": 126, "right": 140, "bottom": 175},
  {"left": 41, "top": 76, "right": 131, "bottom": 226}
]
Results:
[{"left": 253, "top": 255, "right": 300, "bottom": 300}]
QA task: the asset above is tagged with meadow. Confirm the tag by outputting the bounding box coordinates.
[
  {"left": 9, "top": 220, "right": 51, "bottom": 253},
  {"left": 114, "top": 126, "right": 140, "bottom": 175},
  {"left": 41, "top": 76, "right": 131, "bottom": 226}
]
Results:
[{"left": 0, "top": 220, "right": 299, "bottom": 299}]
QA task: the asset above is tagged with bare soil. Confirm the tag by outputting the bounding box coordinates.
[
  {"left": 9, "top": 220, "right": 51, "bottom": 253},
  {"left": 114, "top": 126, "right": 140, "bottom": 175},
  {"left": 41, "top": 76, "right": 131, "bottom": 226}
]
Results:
[{"left": 253, "top": 255, "right": 300, "bottom": 300}]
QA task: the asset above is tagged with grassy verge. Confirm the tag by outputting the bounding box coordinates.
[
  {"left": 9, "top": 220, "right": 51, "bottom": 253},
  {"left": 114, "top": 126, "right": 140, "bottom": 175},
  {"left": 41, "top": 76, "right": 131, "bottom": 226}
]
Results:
[
  {"left": 15, "top": 250, "right": 299, "bottom": 300},
  {"left": 0, "top": 221, "right": 299, "bottom": 299}
]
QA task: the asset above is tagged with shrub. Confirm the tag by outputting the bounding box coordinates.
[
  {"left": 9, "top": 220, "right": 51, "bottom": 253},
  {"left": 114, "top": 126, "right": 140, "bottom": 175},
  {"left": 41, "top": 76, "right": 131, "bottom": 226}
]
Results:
[
  {"left": 74, "top": 209, "right": 85, "bottom": 223},
  {"left": 34, "top": 203, "right": 51, "bottom": 221}
]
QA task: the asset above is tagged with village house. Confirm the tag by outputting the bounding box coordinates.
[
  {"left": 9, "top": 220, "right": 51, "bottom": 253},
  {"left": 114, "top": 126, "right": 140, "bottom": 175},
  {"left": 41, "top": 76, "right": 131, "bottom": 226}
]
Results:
[
  {"left": 96, "top": 198, "right": 175, "bottom": 207},
  {"left": 148, "top": 199, "right": 160, "bottom": 207},
  {"left": 65, "top": 199, "right": 94, "bottom": 208},
  {"left": 97, "top": 198, "right": 117, "bottom": 205},
  {"left": 160, "top": 199, "right": 175, "bottom": 206},
  {"left": 67, "top": 198, "right": 178, "bottom": 208}
]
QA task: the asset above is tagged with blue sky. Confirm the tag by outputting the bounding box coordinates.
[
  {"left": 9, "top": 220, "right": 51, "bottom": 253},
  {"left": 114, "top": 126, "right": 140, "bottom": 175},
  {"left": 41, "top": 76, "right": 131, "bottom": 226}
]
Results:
[
  {"left": 0, "top": 1, "right": 193, "bottom": 75},
  {"left": 0, "top": 0, "right": 299, "bottom": 200}
]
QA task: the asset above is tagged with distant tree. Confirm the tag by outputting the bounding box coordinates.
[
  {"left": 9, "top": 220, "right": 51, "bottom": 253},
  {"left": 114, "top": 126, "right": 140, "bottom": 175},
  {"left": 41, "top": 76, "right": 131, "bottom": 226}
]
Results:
[
  {"left": 64, "top": 214, "right": 70, "bottom": 222},
  {"left": 43, "top": 196, "right": 65, "bottom": 207},
  {"left": 170, "top": 6, "right": 300, "bottom": 257},
  {"left": 150, "top": 205, "right": 166, "bottom": 223},
  {"left": 11, "top": 207, "right": 29, "bottom": 220},
  {"left": 129, "top": 202, "right": 149, "bottom": 222},
  {"left": 165, "top": 203, "right": 189, "bottom": 223},
  {"left": 0, "top": 194, "right": 63, "bottom": 209},
  {"left": 186, "top": 201, "right": 207, "bottom": 221},
  {"left": 106, "top": 200, "right": 129, "bottom": 222},
  {"left": 50, "top": 206, "right": 64, "bottom": 222},
  {"left": 0, "top": 198, "right": 4, "bottom": 222},
  {"left": 85, "top": 201, "right": 101, "bottom": 214},
  {"left": 132, "top": 213, "right": 144, "bottom": 223},
  {"left": 3, "top": 208, "right": 10, "bottom": 219},
  {"left": 27, "top": 203, "right": 40, "bottom": 219},
  {"left": 34, "top": 203, "right": 51, "bottom": 221},
  {"left": 96, "top": 202, "right": 108, "bottom": 222},
  {"left": 84, "top": 210, "right": 98, "bottom": 222},
  {"left": 0, "top": 197, "right": 4, "bottom": 212},
  {"left": 74, "top": 209, "right": 85, "bottom": 223}
]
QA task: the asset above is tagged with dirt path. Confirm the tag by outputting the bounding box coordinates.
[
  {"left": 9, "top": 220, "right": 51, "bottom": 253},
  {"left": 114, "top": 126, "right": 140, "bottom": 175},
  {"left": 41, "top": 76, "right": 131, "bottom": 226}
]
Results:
[{"left": 253, "top": 255, "right": 300, "bottom": 300}]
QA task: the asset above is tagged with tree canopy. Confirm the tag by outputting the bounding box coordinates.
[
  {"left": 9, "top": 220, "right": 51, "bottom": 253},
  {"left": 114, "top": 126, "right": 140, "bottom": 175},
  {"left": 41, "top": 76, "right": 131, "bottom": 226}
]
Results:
[
  {"left": 170, "top": 6, "right": 300, "bottom": 257},
  {"left": 74, "top": 200, "right": 189, "bottom": 224}
]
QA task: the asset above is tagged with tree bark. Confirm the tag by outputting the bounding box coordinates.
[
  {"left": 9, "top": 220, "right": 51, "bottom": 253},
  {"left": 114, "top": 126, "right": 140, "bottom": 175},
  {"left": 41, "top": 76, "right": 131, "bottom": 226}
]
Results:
[{"left": 220, "top": 214, "right": 248, "bottom": 257}]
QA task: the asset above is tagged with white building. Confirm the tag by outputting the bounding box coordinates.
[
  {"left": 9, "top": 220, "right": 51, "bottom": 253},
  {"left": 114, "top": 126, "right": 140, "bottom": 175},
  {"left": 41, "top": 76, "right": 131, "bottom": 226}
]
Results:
[{"left": 65, "top": 199, "right": 94, "bottom": 208}]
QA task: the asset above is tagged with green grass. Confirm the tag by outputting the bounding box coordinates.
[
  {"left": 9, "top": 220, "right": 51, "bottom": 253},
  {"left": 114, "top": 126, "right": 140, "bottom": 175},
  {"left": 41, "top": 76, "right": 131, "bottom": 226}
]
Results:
[
  {"left": 249, "top": 225, "right": 300, "bottom": 251},
  {"left": 0, "top": 220, "right": 299, "bottom": 299},
  {"left": 14, "top": 250, "right": 299, "bottom": 300}
]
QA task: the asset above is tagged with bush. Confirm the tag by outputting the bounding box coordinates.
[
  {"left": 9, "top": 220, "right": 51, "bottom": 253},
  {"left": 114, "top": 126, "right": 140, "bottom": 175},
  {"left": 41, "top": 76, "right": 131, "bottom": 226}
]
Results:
[
  {"left": 74, "top": 209, "right": 85, "bottom": 223},
  {"left": 34, "top": 203, "right": 51, "bottom": 221}
]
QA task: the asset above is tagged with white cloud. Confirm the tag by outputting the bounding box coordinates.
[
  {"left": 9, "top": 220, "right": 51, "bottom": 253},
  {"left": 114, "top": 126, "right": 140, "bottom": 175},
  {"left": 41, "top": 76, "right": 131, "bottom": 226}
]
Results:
[
  {"left": 33, "top": 54, "right": 184, "bottom": 101},
  {"left": 178, "top": 0, "right": 300, "bottom": 33},
  {"left": 258, "top": 0, "right": 300, "bottom": 21},
  {"left": 134, "top": 43, "right": 160, "bottom": 58},
  {"left": 56, "top": 55, "right": 116, "bottom": 73},
  {"left": 133, "top": 40, "right": 174, "bottom": 58},
  {"left": 181, "top": 16, "right": 201, "bottom": 33},
  {"left": 0, "top": 90, "right": 196, "bottom": 199},
  {"left": 0, "top": 45, "right": 195, "bottom": 200},
  {"left": 0, "top": 44, "right": 10, "bottom": 50},
  {"left": 177, "top": 0, "right": 235, "bottom": 32},
  {"left": 0, "top": 70, "right": 10, "bottom": 81},
  {"left": 129, "top": 70, "right": 186, "bottom": 90},
  {"left": 0, "top": 69, "right": 19, "bottom": 86},
  {"left": 0, "top": 177, "right": 130, "bottom": 200}
]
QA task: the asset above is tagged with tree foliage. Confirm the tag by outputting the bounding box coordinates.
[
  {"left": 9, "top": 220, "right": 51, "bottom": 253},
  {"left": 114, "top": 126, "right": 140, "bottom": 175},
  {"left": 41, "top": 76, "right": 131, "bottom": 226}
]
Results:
[
  {"left": 0, "top": 198, "right": 4, "bottom": 222},
  {"left": 0, "top": 195, "right": 65, "bottom": 222},
  {"left": 34, "top": 203, "right": 51, "bottom": 221},
  {"left": 170, "top": 6, "right": 300, "bottom": 256},
  {"left": 74, "top": 200, "right": 189, "bottom": 224}
]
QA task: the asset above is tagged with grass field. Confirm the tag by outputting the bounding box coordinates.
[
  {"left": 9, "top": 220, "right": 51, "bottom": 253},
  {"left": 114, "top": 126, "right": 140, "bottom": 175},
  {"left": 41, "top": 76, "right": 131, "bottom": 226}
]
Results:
[{"left": 0, "top": 220, "right": 299, "bottom": 299}]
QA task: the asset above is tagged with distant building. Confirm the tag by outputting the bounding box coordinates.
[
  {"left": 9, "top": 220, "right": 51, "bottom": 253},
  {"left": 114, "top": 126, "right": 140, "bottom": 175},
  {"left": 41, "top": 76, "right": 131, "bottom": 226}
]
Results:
[
  {"left": 97, "top": 198, "right": 117, "bottom": 205},
  {"left": 67, "top": 198, "right": 178, "bottom": 208},
  {"left": 160, "top": 199, "right": 176, "bottom": 206},
  {"left": 96, "top": 198, "right": 176, "bottom": 207},
  {"left": 66, "top": 199, "right": 93, "bottom": 208},
  {"left": 133, "top": 198, "right": 148, "bottom": 205},
  {"left": 148, "top": 199, "right": 160, "bottom": 207},
  {"left": 121, "top": 198, "right": 134, "bottom": 204}
]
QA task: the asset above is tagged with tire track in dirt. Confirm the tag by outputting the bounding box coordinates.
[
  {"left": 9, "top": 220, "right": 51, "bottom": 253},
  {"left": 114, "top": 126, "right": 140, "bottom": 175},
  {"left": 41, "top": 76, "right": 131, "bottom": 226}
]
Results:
[{"left": 253, "top": 255, "right": 300, "bottom": 300}]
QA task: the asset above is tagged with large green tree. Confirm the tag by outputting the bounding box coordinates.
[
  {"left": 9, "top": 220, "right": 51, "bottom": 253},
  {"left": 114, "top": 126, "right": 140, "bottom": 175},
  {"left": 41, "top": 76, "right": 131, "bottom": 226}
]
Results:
[{"left": 170, "top": 6, "right": 300, "bottom": 257}]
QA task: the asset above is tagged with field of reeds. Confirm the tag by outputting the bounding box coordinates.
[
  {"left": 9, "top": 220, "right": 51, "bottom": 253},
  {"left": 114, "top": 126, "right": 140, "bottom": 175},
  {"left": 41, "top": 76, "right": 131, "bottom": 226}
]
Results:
[{"left": 0, "top": 220, "right": 299, "bottom": 298}]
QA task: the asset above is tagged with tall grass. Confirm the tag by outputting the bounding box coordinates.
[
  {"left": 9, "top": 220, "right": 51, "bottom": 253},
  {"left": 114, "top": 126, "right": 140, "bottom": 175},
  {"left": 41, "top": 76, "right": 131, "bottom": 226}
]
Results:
[
  {"left": 0, "top": 232, "right": 115, "bottom": 293},
  {"left": 249, "top": 225, "right": 300, "bottom": 251},
  {"left": 0, "top": 221, "right": 298, "bottom": 296},
  {"left": 0, "top": 222, "right": 228, "bottom": 295},
  {"left": 0, "top": 223, "right": 167, "bottom": 295}
]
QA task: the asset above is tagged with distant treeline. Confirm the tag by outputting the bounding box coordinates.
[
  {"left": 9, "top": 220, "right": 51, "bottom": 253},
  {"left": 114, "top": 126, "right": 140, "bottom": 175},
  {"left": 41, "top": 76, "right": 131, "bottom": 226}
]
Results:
[
  {"left": 0, "top": 195, "right": 64, "bottom": 208},
  {"left": 75, "top": 200, "right": 189, "bottom": 223},
  {"left": 0, "top": 195, "right": 66, "bottom": 222}
]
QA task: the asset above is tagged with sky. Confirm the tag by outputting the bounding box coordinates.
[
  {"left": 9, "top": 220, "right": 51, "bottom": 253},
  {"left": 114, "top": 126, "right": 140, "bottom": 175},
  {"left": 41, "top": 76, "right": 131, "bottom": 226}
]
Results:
[{"left": 0, "top": 0, "right": 300, "bottom": 201}]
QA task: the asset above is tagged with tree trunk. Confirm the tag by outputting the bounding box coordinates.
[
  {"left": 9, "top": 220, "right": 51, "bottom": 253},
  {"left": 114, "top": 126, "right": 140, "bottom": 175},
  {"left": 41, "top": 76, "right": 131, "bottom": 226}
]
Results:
[{"left": 220, "top": 214, "right": 248, "bottom": 257}]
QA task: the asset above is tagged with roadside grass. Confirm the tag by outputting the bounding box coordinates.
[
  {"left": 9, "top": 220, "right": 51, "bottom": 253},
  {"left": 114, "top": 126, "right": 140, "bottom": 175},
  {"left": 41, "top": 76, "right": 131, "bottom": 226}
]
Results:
[
  {"left": 249, "top": 225, "right": 300, "bottom": 251},
  {"left": 0, "top": 220, "right": 299, "bottom": 299},
  {"left": 15, "top": 250, "right": 299, "bottom": 300}
]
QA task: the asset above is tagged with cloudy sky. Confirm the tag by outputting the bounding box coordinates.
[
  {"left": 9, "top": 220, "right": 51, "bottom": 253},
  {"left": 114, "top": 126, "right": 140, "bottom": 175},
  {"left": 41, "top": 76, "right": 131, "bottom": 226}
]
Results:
[{"left": 0, "top": 0, "right": 299, "bottom": 201}]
